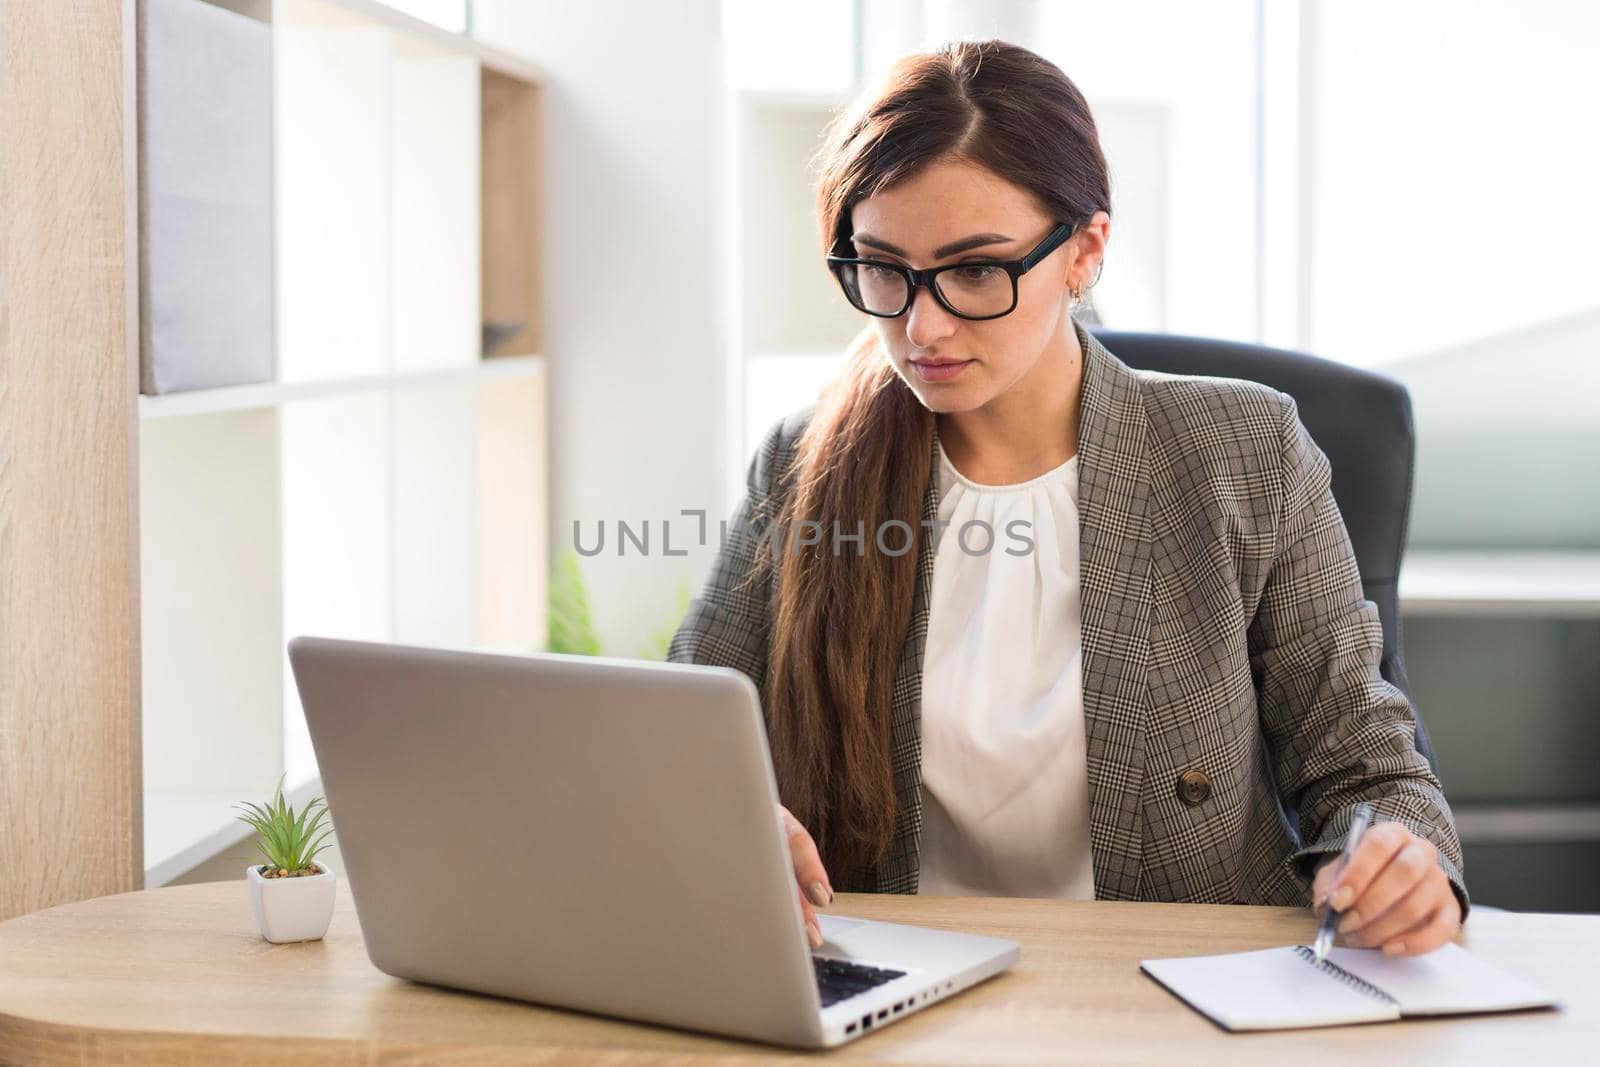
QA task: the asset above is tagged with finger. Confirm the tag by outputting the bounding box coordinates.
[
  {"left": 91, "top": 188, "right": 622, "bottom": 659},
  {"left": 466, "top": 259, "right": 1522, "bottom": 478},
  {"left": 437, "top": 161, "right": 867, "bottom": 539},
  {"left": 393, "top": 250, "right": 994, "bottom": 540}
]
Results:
[
  {"left": 1386, "top": 894, "right": 1462, "bottom": 957},
  {"left": 1322, "top": 821, "right": 1410, "bottom": 916},
  {"left": 1377, "top": 893, "right": 1463, "bottom": 957},
  {"left": 793, "top": 880, "right": 817, "bottom": 927},
  {"left": 778, "top": 805, "right": 829, "bottom": 949},
  {"left": 1339, "top": 838, "right": 1438, "bottom": 947},
  {"left": 797, "top": 888, "right": 822, "bottom": 949},
  {"left": 779, "top": 804, "right": 834, "bottom": 909},
  {"left": 1338, "top": 836, "right": 1437, "bottom": 946},
  {"left": 1311, "top": 855, "right": 1342, "bottom": 914}
]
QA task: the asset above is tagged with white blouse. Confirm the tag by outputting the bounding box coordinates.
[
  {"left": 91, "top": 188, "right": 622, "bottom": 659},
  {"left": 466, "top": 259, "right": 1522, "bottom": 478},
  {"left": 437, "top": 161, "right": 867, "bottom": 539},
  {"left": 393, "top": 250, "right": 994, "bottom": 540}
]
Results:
[{"left": 916, "top": 431, "right": 1095, "bottom": 899}]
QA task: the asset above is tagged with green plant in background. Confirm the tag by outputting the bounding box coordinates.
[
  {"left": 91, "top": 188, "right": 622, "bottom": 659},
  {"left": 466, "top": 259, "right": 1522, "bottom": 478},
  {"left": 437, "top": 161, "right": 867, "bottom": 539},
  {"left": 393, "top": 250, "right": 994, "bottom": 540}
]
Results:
[
  {"left": 545, "top": 548, "right": 694, "bottom": 660},
  {"left": 233, "top": 774, "right": 333, "bottom": 878},
  {"left": 547, "top": 547, "right": 604, "bottom": 655},
  {"left": 637, "top": 574, "right": 693, "bottom": 661}
]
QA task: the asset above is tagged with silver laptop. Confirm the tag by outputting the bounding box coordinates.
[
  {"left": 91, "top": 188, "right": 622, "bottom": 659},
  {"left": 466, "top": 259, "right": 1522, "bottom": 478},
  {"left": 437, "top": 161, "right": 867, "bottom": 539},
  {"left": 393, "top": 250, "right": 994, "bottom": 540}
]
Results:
[{"left": 286, "top": 635, "right": 1019, "bottom": 1049}]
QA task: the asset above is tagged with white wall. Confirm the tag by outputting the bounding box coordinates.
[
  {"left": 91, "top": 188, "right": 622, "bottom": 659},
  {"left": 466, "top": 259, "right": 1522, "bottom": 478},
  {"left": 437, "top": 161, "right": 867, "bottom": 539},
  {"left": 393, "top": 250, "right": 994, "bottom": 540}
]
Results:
[
  {"left": 1307, "top": 0, "right": 1600, "bottom": 368},
  {"left": 473, "top": 1, "right": 728, "bottom": 659}
]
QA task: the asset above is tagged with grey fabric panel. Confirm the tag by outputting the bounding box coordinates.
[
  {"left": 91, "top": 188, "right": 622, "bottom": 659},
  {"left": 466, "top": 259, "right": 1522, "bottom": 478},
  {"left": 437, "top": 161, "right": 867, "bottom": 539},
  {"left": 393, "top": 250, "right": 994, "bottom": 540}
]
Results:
[{"left": 141, "top": 0, "right": 274, "bottom": 394}]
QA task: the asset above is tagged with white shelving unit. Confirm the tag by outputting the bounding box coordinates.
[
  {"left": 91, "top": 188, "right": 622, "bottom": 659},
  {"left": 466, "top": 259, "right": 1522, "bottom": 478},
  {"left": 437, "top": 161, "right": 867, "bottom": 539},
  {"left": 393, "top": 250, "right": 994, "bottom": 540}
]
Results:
[
  {"left": 1452, "top": 803, "right": 1600, "bottom": 846},
  {"left": 138, "top": 355, "right": 543, "bottom": 419},
  {"left": 733, "top": 90, "right": 860, "bottom": 489},
  {"left": 736, "top": 92, "right": 856, "bottom": 361},
  {"left": 1399, "top": 550, "right": 1600, "bottom": 619},
  {"left": 1399, "top": 549, "right": 1600, "bottom": 859},
  {"left": 139, "top": 0, "right": 547, "bottom": 886}
]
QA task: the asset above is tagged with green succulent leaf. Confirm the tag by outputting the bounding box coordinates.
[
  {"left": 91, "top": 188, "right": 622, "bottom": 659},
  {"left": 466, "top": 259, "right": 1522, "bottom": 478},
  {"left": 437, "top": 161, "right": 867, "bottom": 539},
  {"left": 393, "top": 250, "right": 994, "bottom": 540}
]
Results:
[{"left": 234, "top": 772, "right": 334, "bottom": 873}]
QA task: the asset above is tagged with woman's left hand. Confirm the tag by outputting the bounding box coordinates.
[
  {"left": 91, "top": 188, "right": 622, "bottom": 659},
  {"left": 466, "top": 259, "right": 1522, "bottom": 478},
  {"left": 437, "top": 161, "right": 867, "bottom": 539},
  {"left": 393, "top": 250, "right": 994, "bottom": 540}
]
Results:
[{"left": 1310, "top": 820, "right": 1463, "bottom": 958}]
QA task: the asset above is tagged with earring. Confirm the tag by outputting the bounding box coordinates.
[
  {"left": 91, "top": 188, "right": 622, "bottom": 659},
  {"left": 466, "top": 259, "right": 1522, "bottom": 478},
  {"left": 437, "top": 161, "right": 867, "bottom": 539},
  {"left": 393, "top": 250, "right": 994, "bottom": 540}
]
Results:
[{"left": 1069, "top": 283, "right": 1084, "bottom": 307}]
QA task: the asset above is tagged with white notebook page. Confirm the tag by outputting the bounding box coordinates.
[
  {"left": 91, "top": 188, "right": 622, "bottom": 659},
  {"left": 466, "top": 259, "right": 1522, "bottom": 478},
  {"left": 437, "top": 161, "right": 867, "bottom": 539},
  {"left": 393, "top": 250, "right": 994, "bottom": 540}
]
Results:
[
  {"left": 1140, "top": 946, "right": 1397, "bottom": 1031},
  {"left": 1142, "top": 942, "right": 1560, "bottom": 1032},
  {"left": 1326, "top": 942, "right": 1561, "bottom": 1015}
]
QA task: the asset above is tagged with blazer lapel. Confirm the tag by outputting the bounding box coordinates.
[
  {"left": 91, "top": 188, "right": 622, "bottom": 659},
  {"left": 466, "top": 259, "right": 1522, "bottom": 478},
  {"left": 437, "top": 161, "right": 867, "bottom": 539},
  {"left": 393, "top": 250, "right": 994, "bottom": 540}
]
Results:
[
  {"left": 874, "top": 426, "right": 941, "bottom": 894},
  {"left": 882, "top": 322, "right": 1152, "bottom": 899},
  {"left": 1074, "top": 322, "right": 1154, "bottom": 900}
]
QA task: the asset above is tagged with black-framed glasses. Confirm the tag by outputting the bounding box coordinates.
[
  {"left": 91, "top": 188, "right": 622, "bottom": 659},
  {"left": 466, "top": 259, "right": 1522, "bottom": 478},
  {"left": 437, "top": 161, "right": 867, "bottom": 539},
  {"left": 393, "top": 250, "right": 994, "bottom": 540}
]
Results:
[{"left": 826, "top": 221, "right": 1077, "bottom": 321}]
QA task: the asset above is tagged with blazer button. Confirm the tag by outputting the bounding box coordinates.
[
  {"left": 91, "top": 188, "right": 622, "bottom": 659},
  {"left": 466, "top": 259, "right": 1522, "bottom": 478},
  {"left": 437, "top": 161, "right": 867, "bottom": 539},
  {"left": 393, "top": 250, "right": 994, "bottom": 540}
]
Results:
[{"left": 1176, "top": 770, "right": 1212, "bottom": 806}]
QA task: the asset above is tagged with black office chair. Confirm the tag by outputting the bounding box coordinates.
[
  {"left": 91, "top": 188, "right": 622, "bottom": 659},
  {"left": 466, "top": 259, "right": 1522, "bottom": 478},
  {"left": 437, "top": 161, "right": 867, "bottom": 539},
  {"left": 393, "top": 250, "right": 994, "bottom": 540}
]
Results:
[{"left": 1090, "top": 327, "right": 1438, "bottom": 797}]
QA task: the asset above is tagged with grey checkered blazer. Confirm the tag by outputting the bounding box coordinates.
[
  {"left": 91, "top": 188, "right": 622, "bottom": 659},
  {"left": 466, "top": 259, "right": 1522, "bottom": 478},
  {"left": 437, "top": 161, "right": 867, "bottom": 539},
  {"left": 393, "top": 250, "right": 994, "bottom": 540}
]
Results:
[{"left": 669, "top": 320, "right": 1468, "bottom": 919}]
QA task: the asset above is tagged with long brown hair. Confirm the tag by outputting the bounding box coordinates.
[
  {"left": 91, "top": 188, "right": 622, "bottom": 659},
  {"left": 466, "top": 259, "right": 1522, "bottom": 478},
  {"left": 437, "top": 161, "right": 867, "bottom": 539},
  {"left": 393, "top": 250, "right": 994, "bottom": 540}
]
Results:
[{"left": 746, "top": 39, "right": 1113, "bottom": 883}]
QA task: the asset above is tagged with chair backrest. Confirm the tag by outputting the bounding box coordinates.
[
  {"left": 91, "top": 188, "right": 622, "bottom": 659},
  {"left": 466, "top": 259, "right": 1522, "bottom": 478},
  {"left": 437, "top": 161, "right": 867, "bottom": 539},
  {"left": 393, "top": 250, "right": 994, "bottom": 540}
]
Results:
[{"left": 1091, "top": 327, "right": 1437, "bottom": 773}]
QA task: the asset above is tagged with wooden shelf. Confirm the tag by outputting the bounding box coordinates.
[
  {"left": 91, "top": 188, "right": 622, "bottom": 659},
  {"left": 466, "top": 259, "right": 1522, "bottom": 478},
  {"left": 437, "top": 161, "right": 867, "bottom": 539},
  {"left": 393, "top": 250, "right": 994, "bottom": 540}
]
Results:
[
  {"left": 1399, "top": 550, "right": 1600, "bottom": 618},
  {"left": 481, "top": 68, "right": 543, "bottom": 357},
  {"left": 138, "top": 354, "right": 544, "bottom": 419},
  {"left": 261, "top": 0, "right": 542, "bottom": 84}
]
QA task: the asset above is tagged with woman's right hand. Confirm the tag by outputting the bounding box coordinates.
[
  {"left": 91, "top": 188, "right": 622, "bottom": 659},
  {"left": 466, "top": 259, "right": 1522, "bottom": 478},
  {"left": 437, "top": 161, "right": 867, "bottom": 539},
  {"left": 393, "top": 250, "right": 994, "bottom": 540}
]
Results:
[{"left": 778, "top": 803, "right": 834, "bottom": 949}]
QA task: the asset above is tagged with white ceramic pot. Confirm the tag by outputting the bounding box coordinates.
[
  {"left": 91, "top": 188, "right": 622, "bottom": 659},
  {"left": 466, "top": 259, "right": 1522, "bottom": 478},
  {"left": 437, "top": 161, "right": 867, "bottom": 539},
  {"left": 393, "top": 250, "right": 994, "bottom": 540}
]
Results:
[{"left": 246, "top": 861, "right": 336, "bottom": 943}]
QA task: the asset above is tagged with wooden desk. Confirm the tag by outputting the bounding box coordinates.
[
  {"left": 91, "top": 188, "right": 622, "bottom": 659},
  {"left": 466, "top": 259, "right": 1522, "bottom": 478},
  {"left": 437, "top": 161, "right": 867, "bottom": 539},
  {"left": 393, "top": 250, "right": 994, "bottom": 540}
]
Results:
[{"left": 0, "top": 883, "right": 1590, "bottom": 1065}]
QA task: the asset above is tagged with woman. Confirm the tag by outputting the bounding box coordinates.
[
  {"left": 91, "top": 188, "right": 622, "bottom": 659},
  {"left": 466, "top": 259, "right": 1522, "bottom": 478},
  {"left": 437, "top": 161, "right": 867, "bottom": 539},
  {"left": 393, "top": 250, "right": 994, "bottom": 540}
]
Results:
[{"left": 668, "top": 39, "right": 1466, "bottom": 959}]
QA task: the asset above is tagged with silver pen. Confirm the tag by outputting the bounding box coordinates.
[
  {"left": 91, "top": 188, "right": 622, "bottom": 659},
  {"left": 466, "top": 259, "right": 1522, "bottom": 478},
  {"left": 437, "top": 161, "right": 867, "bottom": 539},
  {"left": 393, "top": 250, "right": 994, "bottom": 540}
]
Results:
[{"left": 1312, "top": 801, "right": 1375, "bottom": 963}]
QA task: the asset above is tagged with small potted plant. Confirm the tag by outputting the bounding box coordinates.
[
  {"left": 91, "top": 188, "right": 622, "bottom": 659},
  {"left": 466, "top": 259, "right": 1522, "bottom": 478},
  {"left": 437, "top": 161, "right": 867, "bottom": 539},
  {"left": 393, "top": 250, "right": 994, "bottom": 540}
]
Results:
[{"left": 234, "top": 775, "right": 337, "bottom": 944}]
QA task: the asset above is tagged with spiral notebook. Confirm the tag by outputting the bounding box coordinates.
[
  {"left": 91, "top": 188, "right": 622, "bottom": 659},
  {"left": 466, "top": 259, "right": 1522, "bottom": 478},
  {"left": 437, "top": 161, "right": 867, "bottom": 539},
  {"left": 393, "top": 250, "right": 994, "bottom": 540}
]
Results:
[{"left": 1140, "top": 942, "right": 1560, "bottom": 1031}]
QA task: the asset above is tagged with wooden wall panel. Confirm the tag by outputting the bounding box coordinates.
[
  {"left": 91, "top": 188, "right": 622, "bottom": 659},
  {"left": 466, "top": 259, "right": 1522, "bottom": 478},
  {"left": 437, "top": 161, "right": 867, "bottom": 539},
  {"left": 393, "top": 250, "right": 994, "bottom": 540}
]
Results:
[
  {"left": 0, "top": 0, "right": 142, "bottom": 919},
  {"left": 481, "top": 69, "right": 543, "bottom": 357}
]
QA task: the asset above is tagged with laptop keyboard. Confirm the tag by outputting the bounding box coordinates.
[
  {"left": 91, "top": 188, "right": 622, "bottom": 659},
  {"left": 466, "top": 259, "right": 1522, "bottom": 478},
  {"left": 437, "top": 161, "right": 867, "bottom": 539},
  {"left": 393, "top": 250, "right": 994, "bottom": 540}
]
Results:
[{"left": 813, "top": 956, "right": 907, "bottom": 1007}]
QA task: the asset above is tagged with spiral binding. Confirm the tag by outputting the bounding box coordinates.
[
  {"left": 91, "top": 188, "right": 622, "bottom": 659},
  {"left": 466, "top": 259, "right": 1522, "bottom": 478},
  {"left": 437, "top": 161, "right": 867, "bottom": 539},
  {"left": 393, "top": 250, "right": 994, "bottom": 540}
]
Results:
[{"left": 1292, "top": 944, "right": 1399, "bottom": 1005}]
